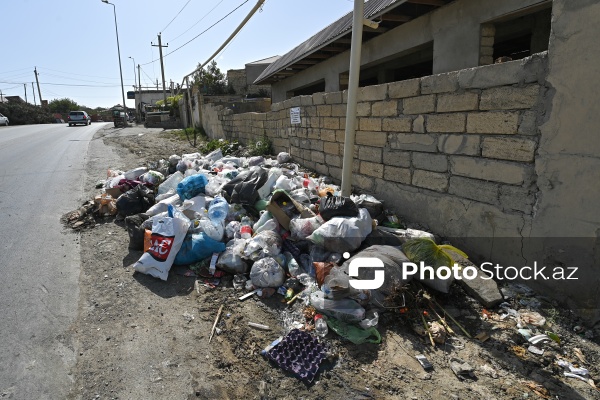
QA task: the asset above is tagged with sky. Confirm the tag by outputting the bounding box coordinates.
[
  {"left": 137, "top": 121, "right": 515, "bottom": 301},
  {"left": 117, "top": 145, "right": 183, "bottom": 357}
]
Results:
[{"left": 1, "top": 0, "right": 355, "bottom": 110}]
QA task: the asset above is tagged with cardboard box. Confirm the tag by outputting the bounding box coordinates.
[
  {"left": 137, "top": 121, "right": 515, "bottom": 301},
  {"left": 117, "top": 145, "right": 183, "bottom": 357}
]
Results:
[
  {"left": 105, "top": 187, "right": 123, "bottom": 199},
  {"left": 267, "top": 190, "right": 316, "bottom": 231}
]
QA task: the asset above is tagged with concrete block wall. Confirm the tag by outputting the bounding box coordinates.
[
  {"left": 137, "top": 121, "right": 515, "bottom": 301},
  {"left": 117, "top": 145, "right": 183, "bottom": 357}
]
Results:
[{"left": 216, "top": 52, "right": 547, "bottom": 221}]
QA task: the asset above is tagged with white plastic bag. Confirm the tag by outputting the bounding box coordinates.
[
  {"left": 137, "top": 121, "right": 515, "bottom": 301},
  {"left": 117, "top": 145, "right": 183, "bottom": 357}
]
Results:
[
  {"left": 133, "top": 205, "right": 190, "bottom": 281},
  {"left": 145, "top": 193, "right": 182, "bottom": 217},
  {"left": 250, "top": 257, "right": 285, "bottom": 288},
  {"left": 257, "top": 168, "right": 282, "bottom": 199},
  {"left": 307, "top": 208, "right": 372, "bottom": 253},
  {"left": 290, "top": 215, "right": 324, "bottom": 240}
]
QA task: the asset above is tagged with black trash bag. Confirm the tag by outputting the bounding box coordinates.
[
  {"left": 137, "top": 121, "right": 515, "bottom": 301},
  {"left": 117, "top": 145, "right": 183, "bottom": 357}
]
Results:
[
  {"left": 125, "top": 213, "right": 150, "bottom": 250},
  {"left": 116, "top": 185, "right": 155, "bottom": 216},
  {"left": 319, "top": 193, "right": 359, "bottom": 221},
  {"left": 354, "top": 196, "right": 385, "bottom": 223},
  {"left": 221, "top": 168, "right": 268, "bottom": 206},
  {"left": 360, "top": 229, "right": 402, "bottom": 249}
]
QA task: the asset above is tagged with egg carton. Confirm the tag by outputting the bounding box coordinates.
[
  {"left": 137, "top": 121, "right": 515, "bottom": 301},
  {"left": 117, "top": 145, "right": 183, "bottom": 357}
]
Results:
[{"left": 265, "top": 329, "right": 327, "bottom": 383}]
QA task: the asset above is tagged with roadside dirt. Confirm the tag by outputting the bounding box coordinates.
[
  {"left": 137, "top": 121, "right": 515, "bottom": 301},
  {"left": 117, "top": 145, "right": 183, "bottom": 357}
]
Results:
[{"left": 66, "top": 126, "right": 600, "bottom": 400}]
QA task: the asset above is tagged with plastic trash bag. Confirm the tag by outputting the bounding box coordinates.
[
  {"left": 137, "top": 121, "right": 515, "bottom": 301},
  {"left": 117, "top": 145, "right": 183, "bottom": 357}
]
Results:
[
  {"left": 176, "top": 173, "right": 209, "bottom": 200},
  {"left": 274, "top": 175, "right": 295, "bottom": 191},
  {"left": 205, "top": 176, "right": 229, "bottom": 197},
  {"left": 125, "top": 213, "right": 150, "bottom": 250},
  {"left": 248, "top": 156, "right": 265, "bottom": 166},
  {"left": 181, "top": 195, "right": 207, "bottom": 220},
  {"left": 307, "top": 208, "right": 372, "bottom": 253},
  {"left": 133, "top": 204, "right": 191, "bottom": 281},
  {"left": 204, "top": 148, "right": 223, "bottom": 164},
  {"left": 351, "top": 194, "right": 384, "bottom": 223},
  {"left": 257, "top": 168, "right": 282, "bottom": 199},
  {"left": 194, "top": 219, "right": 225, "bottom": 241},
  {"left": 225, "top": 220, "right": 241, "bottom": 239},
  {"left": 277, "top": 152, "right": 291, "bottom": 164},
  {"left": 327, "top": 317, "right": 381, "bottom": 345},
  {"left": 174, "top": 232, "right": 226, "bottom": 265},
  {"left": 243, "top": 230, "right": 282, "bottom": 261},
  {"left": 221, "top": 168, "right": 268, "bottom": 206},
  {"left": 217, "top": 245, "right": 249, "bottom": 274},
  {"left": 123, "top": 167, "right": 148, "bottom": 180},
  {"left": 140, "top": 170, "right": 164, "bottom": 186},
  {"left": 116, "top": 185, "right": 155, "bottom": 217},
  {"left": 155, "top": 188, "right": 176, "bottom": 202},
  {"left": 310, "top": 291, "right": 365, "bottom": 323},
  {"left": 145, "top": 192, "right": 181, "bottom": 217},
  {"left": 250, "top": 257, "right": 285, "bottom": 288},
  {"left": 157, "top": 171, "right": 184, "bottom": 196},
  {"left": 290, "top": 215, "right": 324, "bottom": 241},
  {"left": 319, "top": 193, "right": 359, "bottom": 220}
]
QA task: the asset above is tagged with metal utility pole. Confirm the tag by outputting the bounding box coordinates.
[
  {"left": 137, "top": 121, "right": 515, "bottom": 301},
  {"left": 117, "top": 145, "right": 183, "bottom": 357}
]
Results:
[
  {"left": 34, "top": 67, "right": 43, "bottom": 105},
  {"left": 32, "top": 82, "right": 37, "bottom": 106},
  {"left": 0, "top": 90, "right": 3, "bottom": 103},
  {"left": 152, "top": 33, "right": 168, "bottom": 107},
  {"left": 23, "top": 83, "right": 28, "bottom": 103},
  {"left": 101, "top": 0, "right": 128, "bottom": 118}
]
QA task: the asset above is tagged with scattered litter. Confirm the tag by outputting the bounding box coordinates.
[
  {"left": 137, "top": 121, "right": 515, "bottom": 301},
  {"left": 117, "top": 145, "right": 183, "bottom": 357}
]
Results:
[
  {"left": 449, "top": 358, "right": 475, "bottom": 380},
  {"left": 248, "top": 322, "right": 271, "bottom": 331},
  {"left": 527, "top": 345, "right": 544, "bottom": 355}
]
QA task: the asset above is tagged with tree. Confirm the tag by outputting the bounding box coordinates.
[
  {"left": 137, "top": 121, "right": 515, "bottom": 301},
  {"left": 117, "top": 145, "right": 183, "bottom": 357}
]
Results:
[
  {"left": 192, "top": 60, "right": 230, "bottom": 95},
  {"left": 48, "top": 98, "right": 80, "bottom": 115}
]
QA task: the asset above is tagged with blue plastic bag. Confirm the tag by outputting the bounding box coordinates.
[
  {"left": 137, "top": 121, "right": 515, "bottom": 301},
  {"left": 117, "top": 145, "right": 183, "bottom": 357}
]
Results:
[
  {"left": 176, "top": 173, "right": 209, "bottom": 200},
  {"left": 174, "top": 232, "right": 225, "bottom": 265}
]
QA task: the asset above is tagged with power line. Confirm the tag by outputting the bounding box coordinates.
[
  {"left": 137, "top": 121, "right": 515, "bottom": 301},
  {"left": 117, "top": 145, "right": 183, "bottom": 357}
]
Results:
[
  {"left": 42, "top": 71, "right": 133, "bottom": 85},
  {"left": 37, "top": 66, "right": 125, "bottom": 81},
  {"left": 169, "top": 0, "right": 225, "bottom": 43},
  {"left": 140, "top": 0, "right": 249, "bottom": 66},
  {"left": 161, "top": 0, "right": 192, "bottom": 33}
]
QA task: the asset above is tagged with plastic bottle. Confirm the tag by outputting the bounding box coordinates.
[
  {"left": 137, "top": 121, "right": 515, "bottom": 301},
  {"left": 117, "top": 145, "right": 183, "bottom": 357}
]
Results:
[
  {"left": 240, "top": 216, "right": 253, "bottom": 239},
  {"left": 314, "top": 314, "right": 328, "bottom": 338},
  {"left": 208, "top": 196, "right": 229, "bottom": 222}
]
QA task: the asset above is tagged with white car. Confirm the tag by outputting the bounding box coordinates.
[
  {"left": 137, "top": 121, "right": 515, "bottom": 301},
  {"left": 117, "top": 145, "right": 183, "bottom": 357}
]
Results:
[{"left": 0, "top": 113, "right": 8, "bottom": 126}]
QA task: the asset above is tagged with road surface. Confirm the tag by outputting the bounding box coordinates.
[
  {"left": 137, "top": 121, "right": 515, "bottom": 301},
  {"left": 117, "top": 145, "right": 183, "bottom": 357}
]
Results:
[{"left": 0, "top": 122, "right": 108, "bottom": 399}]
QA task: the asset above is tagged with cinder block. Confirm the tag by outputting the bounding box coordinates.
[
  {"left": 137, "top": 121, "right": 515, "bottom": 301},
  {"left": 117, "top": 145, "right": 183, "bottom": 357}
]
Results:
[
  {"left": 358, "top": 146, "right": 383, "bottom": 162},
  {"left": 448, "top": 176, "right": 499, "bottom": 204},
  {"left": 426, "top": 114, "right": 466, "bottom": 133},
  {"left": 518, "top": 111, "right": 538, "bottom": 135},
  {"left": 326, "top": 155, "right": 342, "bottom": 168},
  {"left": 317, "top": 105, "right": 332, "bottom": 117},
  {"left": 300, "top": 95, "right": 313, "bottom": 106},
  {"left": 389, "top": 133, "right": 437, "bottom": 152},
  {"left": 325, "top": 91, "right": 343, "bottom": 104},
  {"left": 403, "top": 95, "right": 436, "bottom": 115},
  {"left": 412, "top": 170, "right": 448, "bottom": 192},
  {"left": 312, "top": 151, "right": 325, "bottom": 164},
  {"left": 358, "top": 84, "right": 388, "bottom": 102},
  {"left": 467, "top": 112, "right": 519, "bottom": 134},
  {"left": 353, "top": 174, "right": 376, "bottom": 191},
  {"left": 384, "top": 166, "right": 411, "bottom": 184},
  {"left": 356, "top": 102, "right": 371, "bottom": 117},
  {"left": 412, "top": 152, "right": 448, "bottom": 172},
  {"left": 359, "top": 118, "right": 382, "bottom": 131},
  {"left": 320, "top": 130, "right": 336, "bottom": 142},
  {"left": 438, "top": 134, "right": 480, "bottom": 155},
  {"left": 315, "top": 163, "right": 329, "bottom": 176},
  {"left": 312, "top": 92, "right": 325, "bottom": 105},
  {"left": 383, "top": 150, "right": 411, "bottom": 168},
  {"left": 480, "top": 85, "right": 540, "bottom": 110},
  {"left": 437, "top": 93, "right": 479, "bottom": 112},
  {"left": 482, "top": 136, "right": 537, "bottom": 162},
  {"left": 323, "top": 141, "right": 340, "bottom": 155},
  {"left": 382, "top": 117, "right": 412, "bottom": 132},
  {"left": 451, "top": 156, "right": 532, "bottom": 185},
  {"left": 322, "top": 117, "right": 340, "bottom": 130},
  {"left": 372, "top": 100, "right": 399, "bottom": 117},
  {"left": 388, "top": 79, "right": 420, "bottom": 99},
  {"left": 421, "top": 72, "right": 459, "bottom": 94},
  {"left": 331, "top": 104, "right": 347, "bottom": 117},
  {"left": 360, "top": 161, "right": 384, "bottom": 178},
  {"left": 356, "top": 131, "right": 387, "bottom": 147}
]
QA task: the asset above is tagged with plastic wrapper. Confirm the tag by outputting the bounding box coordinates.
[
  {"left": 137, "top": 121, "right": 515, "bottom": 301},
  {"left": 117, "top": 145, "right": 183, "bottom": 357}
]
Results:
[
  {"left": 307, "top": 208, "right": 372, "bottom": 253},
  {"left": 174, "top": 232, "right": 226, "bottom": 265},
  {"left": 250, "top": 257, "right": 285, "bottom": 288},
  {"left": 225, "top": 220, "right": 241, "bottom": 239},
  {"left": 226, "top": 203, "right": 246, "bottom": 222},
  {"left": 133, "top": 205, "right": 190, "bottom": 281},
  {"left": 176, "top": 173, "right": 208, "bottom": 200},
  {"left": 327, "top": 317, "right": 381, "bottom": 345}
]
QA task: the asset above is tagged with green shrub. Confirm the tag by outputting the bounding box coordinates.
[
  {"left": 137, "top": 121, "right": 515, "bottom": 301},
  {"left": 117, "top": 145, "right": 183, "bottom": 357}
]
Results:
[
  {"left": 247, "top": 134, "right": 272, "bottom": 156},
  {"left": 200, "top": 138, "right": 241, "bottom": 156},
  {"left": 0, "top": 102, "right": 54, "bottom": 125}
]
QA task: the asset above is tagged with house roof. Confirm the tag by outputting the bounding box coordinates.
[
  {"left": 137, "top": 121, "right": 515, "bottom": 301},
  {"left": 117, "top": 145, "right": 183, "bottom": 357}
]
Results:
[
  {"left": 246, "top": 55, "right": 281, "bottom": 66},
  {"left": 255, "top": 0, "right": 453, "bottom": 84}
]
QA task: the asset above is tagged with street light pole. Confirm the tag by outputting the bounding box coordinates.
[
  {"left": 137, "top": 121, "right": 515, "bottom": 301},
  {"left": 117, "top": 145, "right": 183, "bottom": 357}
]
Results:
[
  {"left": 102, "top": 0, "right": 128, "bottom": 125},
  {"left": 128, "top": 56, "right": 138, "bottom": 122}
]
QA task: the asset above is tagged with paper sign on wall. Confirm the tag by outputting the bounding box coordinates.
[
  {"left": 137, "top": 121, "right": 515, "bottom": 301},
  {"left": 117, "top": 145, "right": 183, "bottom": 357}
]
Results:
[{"left": 290, "top": 107, "right": 301, "bottom": 124}]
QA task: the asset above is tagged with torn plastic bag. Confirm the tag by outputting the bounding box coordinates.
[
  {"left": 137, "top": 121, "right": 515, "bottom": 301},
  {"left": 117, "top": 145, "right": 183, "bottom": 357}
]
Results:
[
  {"left": 181, "top": 195, "right": 207, "bottom": 220},
  {"left": 174, "top": 232, "right": 226, "bottom": 265},
  {"left": 327, "top": 317, "right": 381, "bottom": 345},
  {"left": 221, "top": 168, "right": 268, "bottom": 206},
  {"left": 310, "top": 291, "right": 365, "bottom": 323},
  {"left": 289, "top": 215, "right": 324, "bottom": 240},
  {"left": 289, "top": 188, "right": 311, "bottom": 206},
  {"left": 243, "top": 230, "right": 282, "bottom": 261},
  {"left": 319, "top": 193, "right": 359, "bottom": 220},
  {"left": 176, "top": 173, "right": 208, "bottom": 200},
  {"left": 250, "top": 257, "right": 285, "bottom": 288},
  {"left": 116, "top": 185, "right": 155, "bottom": 217},
  {"left": 125, "top": 213, "right": 150, "bottom": 250},
  {"left": 307, "top": 208, "right": 372, "bottom": 253},
  {"left": 133, "top": 204, "right": 191, "bottom": 281}
]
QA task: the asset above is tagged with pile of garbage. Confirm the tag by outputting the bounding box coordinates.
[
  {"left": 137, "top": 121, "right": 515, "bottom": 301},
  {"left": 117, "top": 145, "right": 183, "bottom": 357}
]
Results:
[{"left": 86, "top": 148, "right": 597, "bottom": 388}]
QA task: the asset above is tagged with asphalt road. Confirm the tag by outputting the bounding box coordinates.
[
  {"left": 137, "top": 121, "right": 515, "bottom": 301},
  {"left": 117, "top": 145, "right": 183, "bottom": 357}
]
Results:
[{"left": 0, "top": 122, "right": 109, "bottom": 399}]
